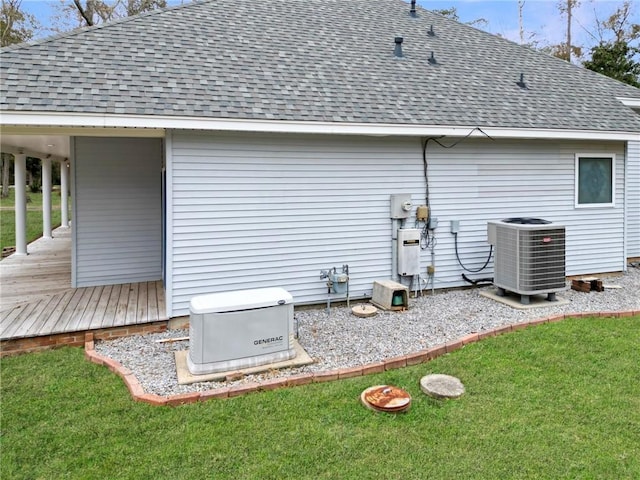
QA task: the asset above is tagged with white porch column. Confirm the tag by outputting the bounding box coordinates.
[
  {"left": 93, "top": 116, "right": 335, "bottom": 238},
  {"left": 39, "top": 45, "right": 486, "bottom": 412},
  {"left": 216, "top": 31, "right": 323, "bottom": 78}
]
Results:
[
  {"left": 42, "top": 157, "right": 52, "bottom": 238},
  {"left": 14, "top": 153, "right": 27, "bottom": 255},
  {"left": 60, "top": 160, "right": 69, "bottom": 228}
]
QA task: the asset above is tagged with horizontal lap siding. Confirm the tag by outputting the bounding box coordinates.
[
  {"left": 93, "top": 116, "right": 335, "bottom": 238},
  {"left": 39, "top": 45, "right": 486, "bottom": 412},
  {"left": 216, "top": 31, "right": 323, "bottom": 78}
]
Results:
[
  {"left": 426, "top": 139, "right": 625, "bottom": 285},
  {"left": 169, "top": 133, "right": 626, "bottom": 315},
  {"left": 170, "top": 133, "right": 423, "bottom": 315},
  {"left": 627, "top": 141, "right": 640, "bottom": 258},
  {"left": 74, "top": 137, "right": 162, "bottom": 287}
]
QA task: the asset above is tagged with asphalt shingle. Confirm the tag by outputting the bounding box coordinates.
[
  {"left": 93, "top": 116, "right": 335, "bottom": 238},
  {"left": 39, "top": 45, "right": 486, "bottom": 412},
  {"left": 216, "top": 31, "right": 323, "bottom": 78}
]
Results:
[{"left": 1, "top": 0, "right": 639, "bottom": 132}]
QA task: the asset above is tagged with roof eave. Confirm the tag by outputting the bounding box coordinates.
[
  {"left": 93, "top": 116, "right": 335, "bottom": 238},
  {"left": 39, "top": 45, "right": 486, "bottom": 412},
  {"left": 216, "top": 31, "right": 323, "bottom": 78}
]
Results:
[{"left": 1, "top": 111, "right": 638, "bottom": 142}]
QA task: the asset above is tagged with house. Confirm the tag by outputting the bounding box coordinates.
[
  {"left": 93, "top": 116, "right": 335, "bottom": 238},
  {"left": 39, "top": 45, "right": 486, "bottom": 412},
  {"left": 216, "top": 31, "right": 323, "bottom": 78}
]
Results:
[{"left": 1, "top": 0, "right": 639, "bottom": 319}]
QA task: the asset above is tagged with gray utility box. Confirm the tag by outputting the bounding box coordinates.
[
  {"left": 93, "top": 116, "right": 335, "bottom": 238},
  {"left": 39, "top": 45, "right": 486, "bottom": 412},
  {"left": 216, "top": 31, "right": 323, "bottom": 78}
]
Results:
[
  {"left": 187, "top": 287, "right": 296, "bottom": 375},
  {"left": 397, "top": 228, "right": 421, "bottom": 276}
]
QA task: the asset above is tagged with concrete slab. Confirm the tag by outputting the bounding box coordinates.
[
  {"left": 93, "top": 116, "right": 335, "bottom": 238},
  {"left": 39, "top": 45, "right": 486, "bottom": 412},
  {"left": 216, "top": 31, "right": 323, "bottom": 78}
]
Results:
[
  {"left": 480, "top": 289, "right": 569, "bottom": 310},
  {"left": 175, "top": 340, "right": 314, "bottom": 385}
]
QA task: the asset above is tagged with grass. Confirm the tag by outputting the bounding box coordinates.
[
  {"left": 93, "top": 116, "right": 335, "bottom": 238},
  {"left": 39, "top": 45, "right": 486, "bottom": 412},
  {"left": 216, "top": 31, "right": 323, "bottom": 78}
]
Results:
[
  {"left": 0, "top": 189, "right": 64, "bottom": 251},
  {"left": 1, "top": 316, "right": 639, "bottom": 479}
]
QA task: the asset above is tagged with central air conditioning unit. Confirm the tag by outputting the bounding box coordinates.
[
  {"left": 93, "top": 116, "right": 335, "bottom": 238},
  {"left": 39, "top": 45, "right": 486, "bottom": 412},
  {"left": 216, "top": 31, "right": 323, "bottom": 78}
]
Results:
[
  {"left": 187, "top": 287, "right": 296, "bottom": 375},
  {"left": 487, "top": 218, "right": 566, "bottom": 304}
]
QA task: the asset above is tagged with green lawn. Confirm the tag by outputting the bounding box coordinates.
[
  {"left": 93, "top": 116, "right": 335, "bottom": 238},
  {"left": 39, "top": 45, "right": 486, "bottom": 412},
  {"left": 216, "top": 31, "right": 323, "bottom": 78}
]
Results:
[
  {"left": 1, "top": 316, "right": 638, "bottom": 479},
  {"left": 0, "top": 189, "right": 65, "bottom": 251}
]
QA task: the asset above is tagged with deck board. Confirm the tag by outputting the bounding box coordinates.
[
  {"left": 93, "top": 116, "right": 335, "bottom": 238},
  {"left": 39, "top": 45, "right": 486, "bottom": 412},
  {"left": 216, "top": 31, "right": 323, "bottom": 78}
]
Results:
[
  {"left": 0, "top": 228, "right": 166, "bottom": 341},
  {"left": 65, "top": 288, "right": 94, "bottom": 332},
  {"left": 125, "top": 283, "right": 139, "bottom": 325},
  {"left": 137, "top": 282, "right": 148, "bottom": 323},
  {"left": 148, "top": 281, "right": 159, "bottom": 321},
  {"left": 2, "top": 302, "right": 38, "bottom": 338},
  {"left": 13, "top": 295, "right": 60, "bottom": 337},
  {"left": 0, "top": 305, "right": 24, "bottom": 335},
  {"left": 23, "top": 295, "right": 64, "bottom": 336},
  {"left": 80, "top": 286, "right": 104, "bottom": 331},
  {"left": 92, "top": 285, "right": 112, "bottom": 329},
  {"left": 36, "top": 290, "right": 76, "bottom": 335},
  {"left": 114, "top": 284, "right": 131, "bottom": 327},
  {"left": 9, "top": 299, "right": 48, "bottom": 335}
]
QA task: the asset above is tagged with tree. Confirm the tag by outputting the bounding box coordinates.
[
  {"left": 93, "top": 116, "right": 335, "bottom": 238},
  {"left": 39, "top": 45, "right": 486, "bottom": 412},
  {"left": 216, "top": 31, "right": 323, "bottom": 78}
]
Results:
[
  {"left": 63, "top": 0, "right": 168, "bottom": 27},
  {"left": 547, "top": 0, "right": 582, "bottom": 62},
  {"left": 432, "top": 7, "right": 488, "bottom": 29},
  {"left": 1, "top": 0, "right": 38, "bottom": 47},
  {"left": 518, "top": 0, "right": 525, "bottom": 45},
  {"left": 593, "top": 0, "right": 640, "bottom": 45},
  {"left": 584, "top": 41, "right": 640, "bottom": 87},
  {"left": 583, "top": 1, "right": 639, "bottom": 87},
  {"left": 1, "top": 154, "right": 11, "bottom": 198}
]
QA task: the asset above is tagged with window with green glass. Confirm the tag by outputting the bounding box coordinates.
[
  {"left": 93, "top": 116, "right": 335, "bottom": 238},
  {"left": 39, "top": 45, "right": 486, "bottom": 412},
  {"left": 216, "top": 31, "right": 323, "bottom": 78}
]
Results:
[{"left": 575, "top": 154, "right": 615, "bottom": 207}]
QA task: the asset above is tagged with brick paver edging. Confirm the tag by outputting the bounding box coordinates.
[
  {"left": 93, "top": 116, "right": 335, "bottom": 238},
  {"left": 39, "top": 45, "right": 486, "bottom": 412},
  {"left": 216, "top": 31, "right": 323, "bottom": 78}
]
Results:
[{"left": 84, "top": 310, "right": 639, "bottom": 407}]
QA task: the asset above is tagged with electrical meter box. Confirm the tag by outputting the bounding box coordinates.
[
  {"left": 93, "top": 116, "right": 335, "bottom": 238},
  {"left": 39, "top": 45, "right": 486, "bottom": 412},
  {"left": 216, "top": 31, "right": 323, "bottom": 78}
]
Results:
[
  {"left": 398, "top": 228, "right": 420, "bottom": 276},
  {"left": 390, "top": 194, "right": 412, "bottom": 219}
]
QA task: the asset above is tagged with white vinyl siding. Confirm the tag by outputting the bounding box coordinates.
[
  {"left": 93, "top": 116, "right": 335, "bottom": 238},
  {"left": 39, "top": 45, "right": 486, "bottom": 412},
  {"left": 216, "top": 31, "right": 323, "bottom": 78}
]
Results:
[
  {"left": 73, "top": 137, "right": 162, "bottom": 287},
  {"left": 627, "top": 141, "right": 640, "bottom": 258},
  {"left": 168, "top": 132, "right": 626, "bottom": 316}
]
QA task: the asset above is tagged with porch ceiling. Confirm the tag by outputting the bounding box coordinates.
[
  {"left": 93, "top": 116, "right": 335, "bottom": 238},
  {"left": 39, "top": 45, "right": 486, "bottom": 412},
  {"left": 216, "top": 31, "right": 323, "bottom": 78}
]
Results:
[
  {"left": 1, "top": 133, "right": 70, "bottom": 160},
  {"left": 0, "top": 126, "right": 165, "bottom": 160}
]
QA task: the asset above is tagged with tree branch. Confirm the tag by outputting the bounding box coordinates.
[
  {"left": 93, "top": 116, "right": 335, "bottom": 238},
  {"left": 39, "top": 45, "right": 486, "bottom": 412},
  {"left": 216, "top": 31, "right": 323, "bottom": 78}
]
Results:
[{"left": 73, "top": 0, "right": 94, "bottom": 26}]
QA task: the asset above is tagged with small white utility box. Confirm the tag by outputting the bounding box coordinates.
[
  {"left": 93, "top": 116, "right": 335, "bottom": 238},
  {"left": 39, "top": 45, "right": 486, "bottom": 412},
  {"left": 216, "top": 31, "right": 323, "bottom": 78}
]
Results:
[
  {"left": 398, "top": 228, "right": 421, "bottom": 276},
  {"left": 187, "top": 287, "right": 296, "bottom": 375}
]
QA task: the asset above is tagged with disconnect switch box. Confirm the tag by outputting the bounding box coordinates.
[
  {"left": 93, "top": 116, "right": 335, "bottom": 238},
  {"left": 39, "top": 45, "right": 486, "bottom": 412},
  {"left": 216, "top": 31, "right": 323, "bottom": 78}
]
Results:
[{"left": 397, "top": 228, "right": 420, "bottom": 276}]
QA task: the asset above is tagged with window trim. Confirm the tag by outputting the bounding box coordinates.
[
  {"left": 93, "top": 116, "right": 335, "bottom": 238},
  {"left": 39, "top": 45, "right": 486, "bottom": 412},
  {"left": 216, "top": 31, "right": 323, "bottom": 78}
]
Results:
[{"left": 574, "top": 153, "right": 616, "bottom": 208}]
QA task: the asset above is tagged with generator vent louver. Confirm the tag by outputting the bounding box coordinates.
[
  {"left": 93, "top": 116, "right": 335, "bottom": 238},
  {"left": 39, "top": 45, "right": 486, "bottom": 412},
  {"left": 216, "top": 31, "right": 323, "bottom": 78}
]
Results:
[{"left": 488, "top": 218, "right": 566, "bottom": 303}]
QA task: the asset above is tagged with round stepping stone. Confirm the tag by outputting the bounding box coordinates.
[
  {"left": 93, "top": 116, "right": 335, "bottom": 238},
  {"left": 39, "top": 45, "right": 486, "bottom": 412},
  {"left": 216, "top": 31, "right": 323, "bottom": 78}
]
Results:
[
  {"left": 420, "top": 374, "right": 465, "bottom": 399},
  {"left": 352, "top": 304, "right": 378, "bottom": 318}
]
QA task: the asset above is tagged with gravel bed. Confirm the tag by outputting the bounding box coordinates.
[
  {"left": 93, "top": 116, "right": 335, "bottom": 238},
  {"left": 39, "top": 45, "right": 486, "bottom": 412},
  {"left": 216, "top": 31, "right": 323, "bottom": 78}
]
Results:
[{"left": 95, "top": 267, "right": 640, "bottom": 397}]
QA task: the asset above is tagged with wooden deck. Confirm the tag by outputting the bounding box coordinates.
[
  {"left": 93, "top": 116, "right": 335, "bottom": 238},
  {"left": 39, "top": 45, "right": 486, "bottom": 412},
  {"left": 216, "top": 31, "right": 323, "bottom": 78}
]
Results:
[{"left": 0, "top": 227, "right": 166, "bottom": 341}]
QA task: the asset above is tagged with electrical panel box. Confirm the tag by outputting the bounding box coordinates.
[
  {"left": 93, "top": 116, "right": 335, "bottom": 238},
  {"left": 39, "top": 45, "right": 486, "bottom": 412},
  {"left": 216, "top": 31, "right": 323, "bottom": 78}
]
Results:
[
  {"left": 390, "top": 194, "right": 412, "bottom": 219},
  {"left": 397, "top": 228, "right": 420, "bottom": 276}
]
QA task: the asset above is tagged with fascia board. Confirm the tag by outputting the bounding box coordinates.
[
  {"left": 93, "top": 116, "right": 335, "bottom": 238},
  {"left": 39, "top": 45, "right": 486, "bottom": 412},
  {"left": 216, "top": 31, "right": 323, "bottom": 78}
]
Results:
[{"left": 1, "top": 111, "right": 639, "bottom": 141}]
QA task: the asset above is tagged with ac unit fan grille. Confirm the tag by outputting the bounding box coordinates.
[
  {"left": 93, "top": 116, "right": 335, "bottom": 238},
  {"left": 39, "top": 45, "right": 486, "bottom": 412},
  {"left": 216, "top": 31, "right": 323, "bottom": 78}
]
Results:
[{"left": 494, "top": 224, "right": 566, "bottom": 295}]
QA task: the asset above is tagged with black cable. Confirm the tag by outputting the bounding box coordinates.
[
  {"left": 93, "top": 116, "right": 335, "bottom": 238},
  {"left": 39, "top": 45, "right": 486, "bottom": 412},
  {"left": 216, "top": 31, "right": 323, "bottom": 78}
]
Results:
[
  {"left": 420, "top": 224, "right": 437, "bottom": 250},
  {"left": 420, "top": 128, "right": 495, "bottom": 263},
  {"left": 421, "top": 128, "right": 494, "bottom": 214},
  {"left": 454, "top": 232, "right": 493, "bottom": 273},
  {"left": 421, "top": 136, "right": 443, "bottom": 209},
  {"left": 431, "top": 127, "right": 494, "bottom": 150},
  {"left": 461, "top": 273, "right": 493, "bottom": 286}
]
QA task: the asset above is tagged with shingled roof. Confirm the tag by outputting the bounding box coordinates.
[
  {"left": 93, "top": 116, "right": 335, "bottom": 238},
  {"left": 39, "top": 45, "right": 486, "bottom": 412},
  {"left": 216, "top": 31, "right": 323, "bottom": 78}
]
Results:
[{"left": 1, "top": 0, "right": 639, "bottom": 133}]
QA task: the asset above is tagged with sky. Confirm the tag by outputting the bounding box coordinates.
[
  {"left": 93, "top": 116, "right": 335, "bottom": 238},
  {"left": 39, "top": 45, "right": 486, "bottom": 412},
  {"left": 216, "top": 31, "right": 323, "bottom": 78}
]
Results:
[{"left": 20, "top": 0, "right": 640, "bottom": 57}]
